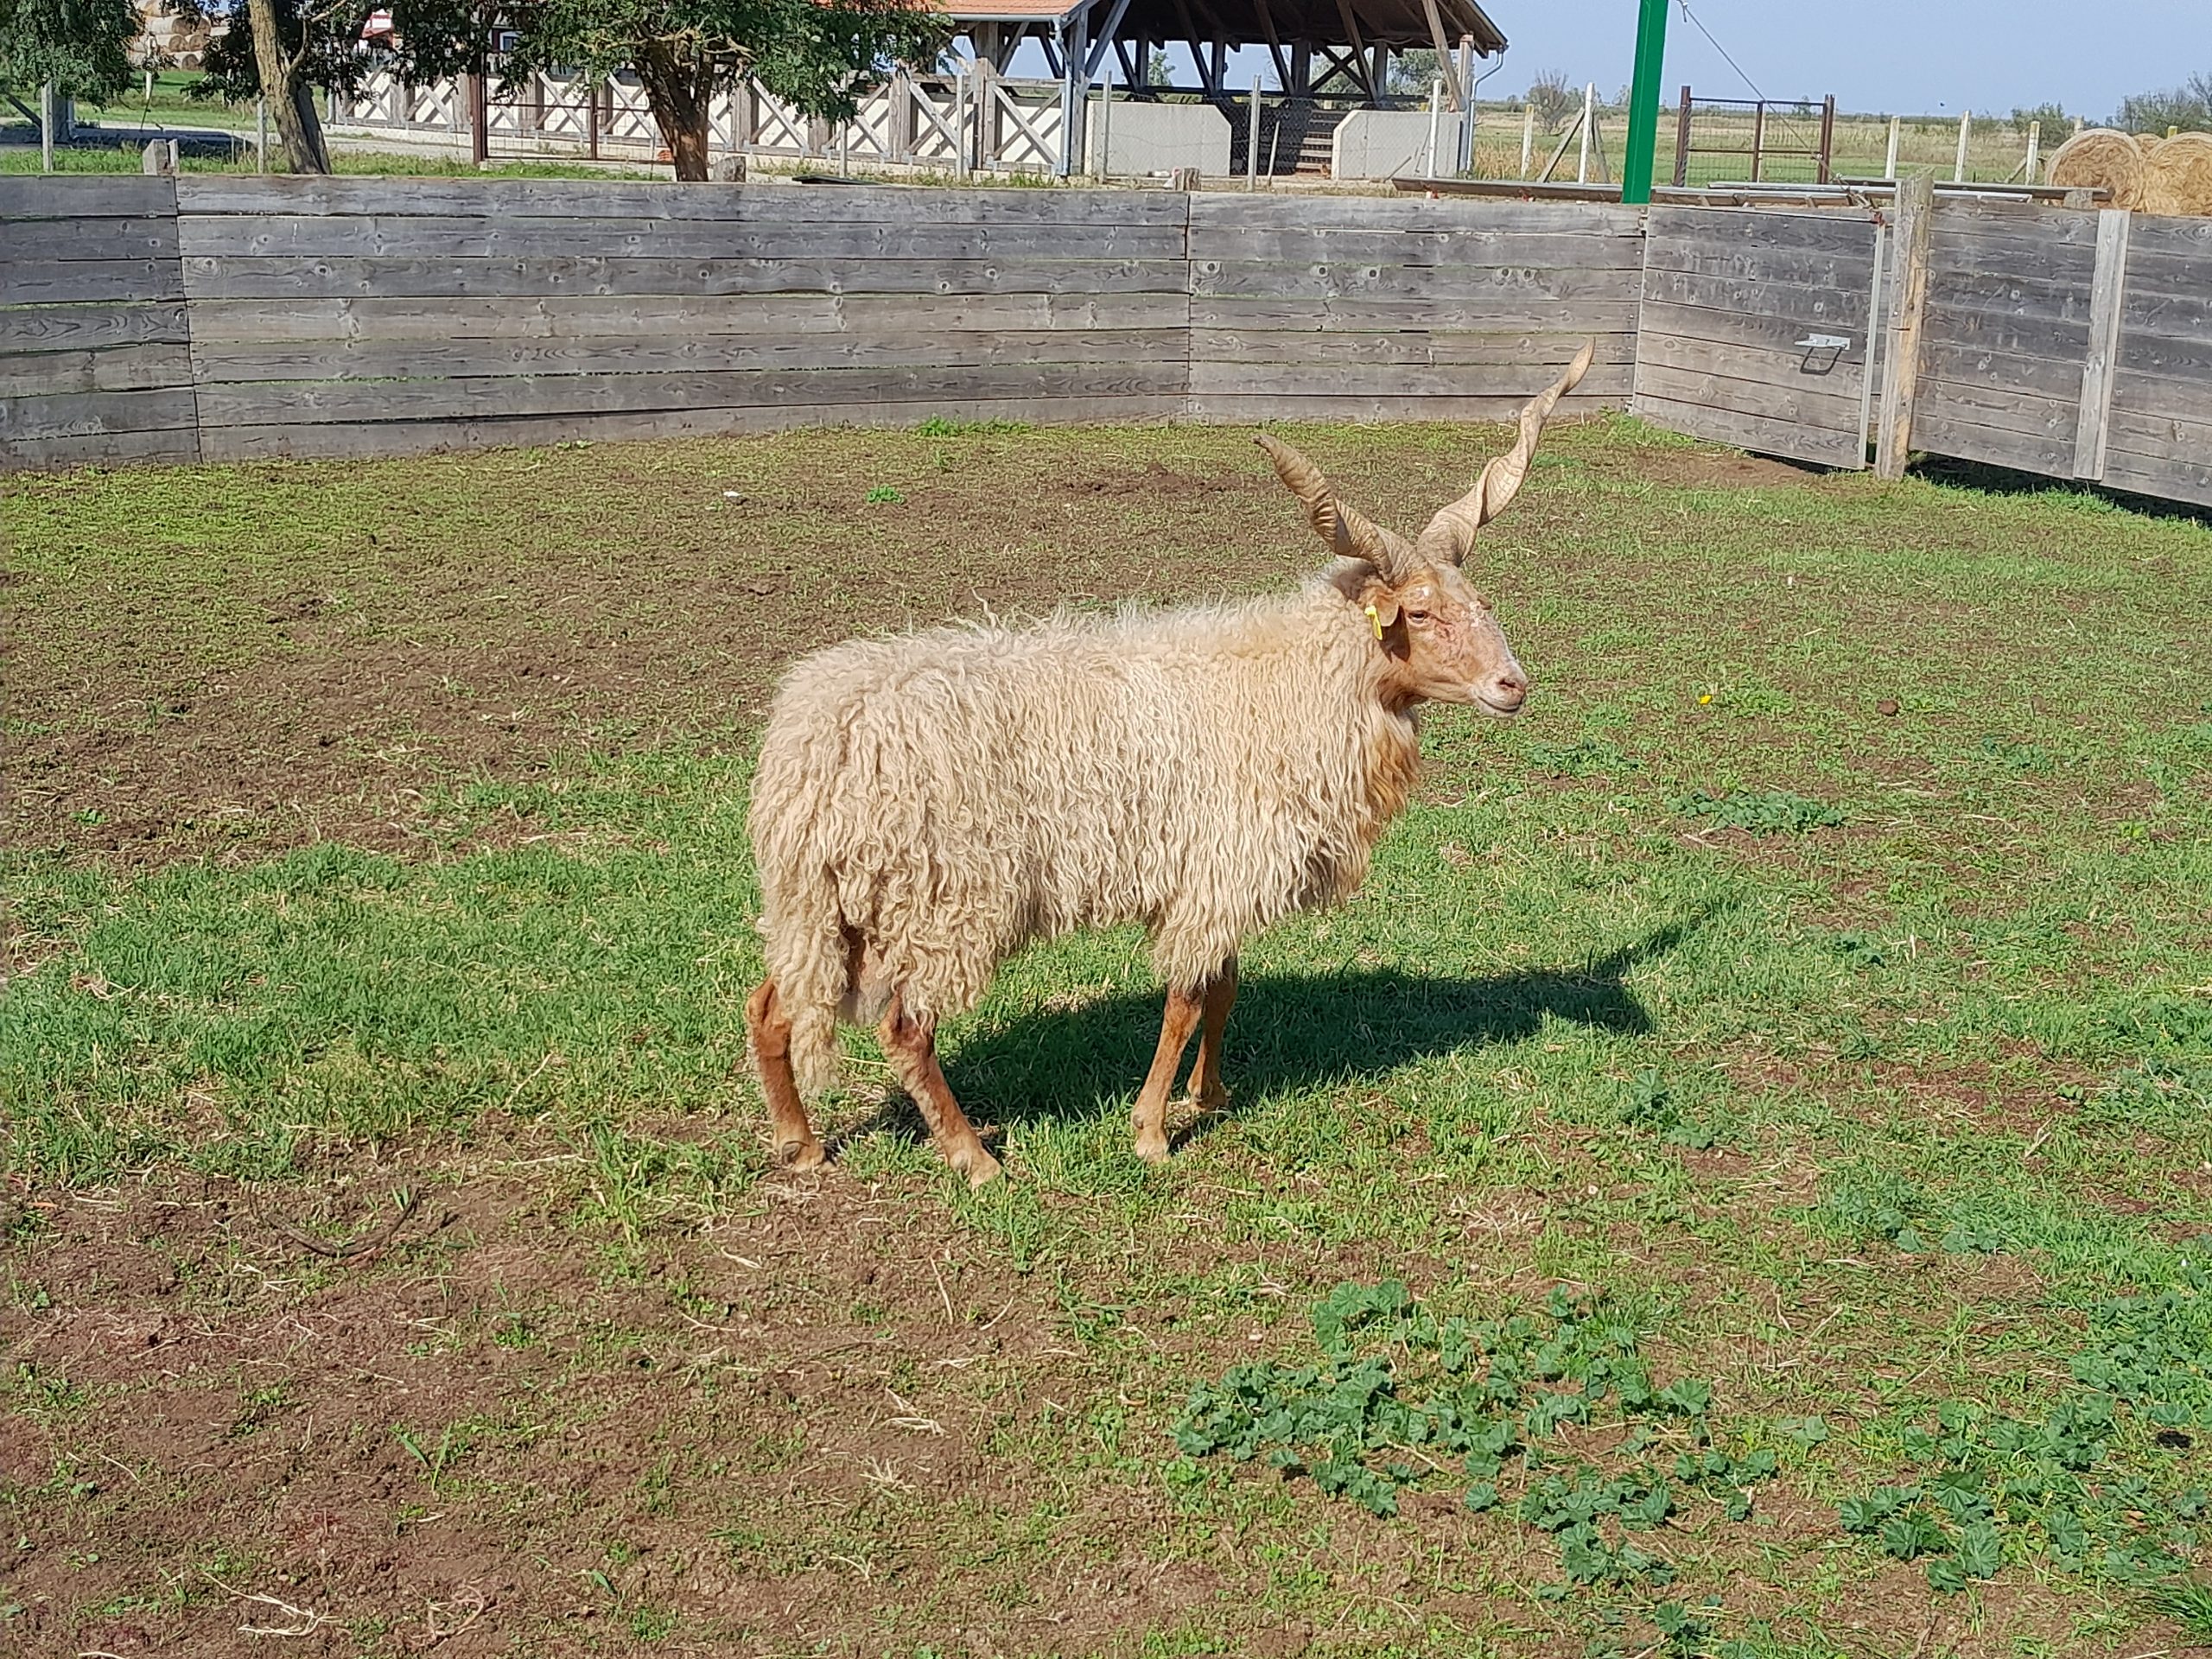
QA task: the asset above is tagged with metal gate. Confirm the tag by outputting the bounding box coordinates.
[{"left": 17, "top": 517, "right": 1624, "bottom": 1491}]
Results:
[{"left": 1632, "top": 204, "right": 1885, "bottom": 469}]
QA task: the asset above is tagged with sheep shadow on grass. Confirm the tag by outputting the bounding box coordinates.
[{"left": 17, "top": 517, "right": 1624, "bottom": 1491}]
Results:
[{"left": 832, "top": 919, "right": 1696, "bottom": 1159}]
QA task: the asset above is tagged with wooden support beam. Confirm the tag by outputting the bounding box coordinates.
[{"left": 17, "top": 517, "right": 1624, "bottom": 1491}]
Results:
[
  {"left": 1421, "top": 0, "right": 1465, "bottom": 110},
  {"left": 1332, "top": 0, "right": 1377, "bottom": 103},
  {"left": 2073, "top": 206, "right": 2131, "bottom": 481},
  {"left": 1170, "top": 0, "right": 1219, "bottom": 96},
  {"left": 1083, "top": 0, "right": 1134, "bottom": 79},
  {"left": 1252, "top": 0, "right": 1291, "bottom": 95},
  {"left": 1874, "top": 170, "right": 1933, "bottom": 480}
]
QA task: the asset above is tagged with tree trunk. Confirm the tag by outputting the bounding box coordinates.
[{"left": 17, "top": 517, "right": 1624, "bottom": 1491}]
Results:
[
  {"left": 247, "top": 0, "right": 329, "bottom": 174},
  {"left": 634, "top": 41, "right": 714, "bottom": 181}
]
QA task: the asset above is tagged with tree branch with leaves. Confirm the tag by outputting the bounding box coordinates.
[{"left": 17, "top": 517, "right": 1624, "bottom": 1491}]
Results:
[
  {"left": 500, "top": 0, "right": 945, "bottom": 181},
  {"left": 187, "top": 0, "right": 482, "bottom": 174},
  {"left": 1, "top": 0, "right": 145, "bottom": 106}
]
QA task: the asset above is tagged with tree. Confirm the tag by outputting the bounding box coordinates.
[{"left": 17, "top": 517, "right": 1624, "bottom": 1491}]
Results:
[
  {"left": 501, "top": 0, "right": 944, "bottom": 181},
  {"left": 1387, "top": 47, "right": 1436, "bottom": 99},
  {"left": 0, "top": 0, "right": 144, "bottom": 105},
  {"left": 2111, "top": 73, "right": 2212, "bottom": 135},
  {"left": 1524, "top": 69, "right": 1576, "bottom": 133},
  {"left": 2010, "top": 101, "right": 2069, "bottom": 135},
  {"left": 188, "top": 0, "right": 479, "bottom": 175}
]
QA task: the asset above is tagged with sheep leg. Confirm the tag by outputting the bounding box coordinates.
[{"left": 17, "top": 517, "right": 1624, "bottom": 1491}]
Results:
[
  {"left": 1132, "top": 986, "right": 1205, "bottom": 1164},
  {"left": 1184, "top": 957, "right": 1238, "bottom": 1112},
  {"left": 879, "top": 995, "right": 1001, "bottom": 1187},
  {"left": 746, "top": 979, "right": 824, "bottom": 1173}
]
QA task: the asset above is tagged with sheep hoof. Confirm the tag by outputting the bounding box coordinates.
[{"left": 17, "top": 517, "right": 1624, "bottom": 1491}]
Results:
[
  {"left": 956, "top": 1147, "right": 1003, "bottom": 1186},
  {"left": 1134, "top": 1135, "right": 1172, "bottom": 1165},
  {"left": 1185, "top": 1084, "right": 1230, "bottom": 1115},
  {"left": 775, "top": 1137, "right": 825, "bottom": 1173}
]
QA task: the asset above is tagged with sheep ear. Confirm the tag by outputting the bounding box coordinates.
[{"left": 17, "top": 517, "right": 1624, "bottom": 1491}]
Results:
[
  {"left": 1324, "top": 557, "right": 1381, "bottom": 603},
  {"left": 1324, "top": 561, "right": 1400, "bottom": 631}
]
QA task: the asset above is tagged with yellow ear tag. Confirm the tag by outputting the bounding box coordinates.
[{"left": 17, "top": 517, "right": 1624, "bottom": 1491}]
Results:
[{"left": 1365, "top": 603, "right": 1382, "bottom": 639}]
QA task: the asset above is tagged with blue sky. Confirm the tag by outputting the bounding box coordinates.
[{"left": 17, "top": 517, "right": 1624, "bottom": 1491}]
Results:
[
  {"left": 1490, "top": 0, "right": 2208, "bottom": 123},
  {"left": 1035, "top": 1, "right": 2209, "bottom": 123}
]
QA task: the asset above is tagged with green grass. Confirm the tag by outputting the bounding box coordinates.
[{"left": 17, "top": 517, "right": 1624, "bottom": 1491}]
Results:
[{"left": 3, "top": 416, "right": 2211, "bottom": 1653}]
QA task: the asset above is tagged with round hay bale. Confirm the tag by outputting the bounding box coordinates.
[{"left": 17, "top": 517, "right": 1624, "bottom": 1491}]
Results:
[
  {"left": 2048, "top": 127, "right": 2145, "bottom": 207},
  {"left": 2139, "top": 130, "right": 2212, "bottom": 216}
]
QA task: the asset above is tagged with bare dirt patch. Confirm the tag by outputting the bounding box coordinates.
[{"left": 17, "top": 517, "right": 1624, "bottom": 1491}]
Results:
[{"left": 4, "top": 1160, "right": 1211, "bottom": 1657}]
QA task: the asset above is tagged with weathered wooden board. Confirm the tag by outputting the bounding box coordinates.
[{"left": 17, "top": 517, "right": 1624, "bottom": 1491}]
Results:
[
  {"left": 4, "top": 215, "right": 181, "bottom": 264},
  {"left": 185, "top": 290, "right": 1192, "bottom": 344},
  {"left": 196, "top": 394, "right": 1195, "bottom": 462},
  {"left": 1190, "top": 360, "right": 1635, "bottom": 399},
  {"left": 1635, "top": 205, "right": 1878, "bottom": 468},
  {"left": 2125, "top": 213, "right": 2212, "bottom": 260},
  {"left": 175, "top": 177, "right": 1192, "bottom": 224},
  {"left": 0, "top": 176, "right": 179, "bottom": 219},
  {"left": 1630, "top": 395, "right": 1859, "bottom": 467},
  {"left": 1921, "top": 339, "right": 2087, "bottom": 401},
  {"left": 1921, "top": 301, "right": 2091, "bottom": 361},
  {"left": 1640, "top": 236, "right": 1877, "bottom": 292},
  {"left": 2101, "top": 408, "right": 2212, "bottom": 507},
  {"left": 2108, "top": 363, "right": 2212, "bottom": 426},
  {"left": 193, "top": 361, "right": 1191, "bottom": 427},
  {"left": 0, "top": 299, "right": 191, "bottom": 353},
  {"left": 1185, "top": 229, "right": 1645, "bottom": 269},
  {"left": 192, "top": 328, "right": 1192, "bottom": 384},
  {"left": 1915, "top": 375, "right": 2081, "bottom": 440},
  {"left": 181, "top": 254, "right": 1195, "bottom": 302},
  {"left": 2, "top": 257, "right": 188, "bottom": 308},
  {"left": 1634, "top": 359, "right": 1865, "bottom": 430},
  {"left": 1913, "top": 410, "right": 2078, "bottom": 476},
  {"left": 1188, "top": 328, "right": 1631, "bottom": 371},
  {"left": 1191, "top": 196, "right": 1643, "bottom": 236},
  {"left": 4, "top": 425, "right": 202, "bottom": 467},
  {"left": 1189, "top": 265, "right": 1640, "bottom": 307},
  {"left": 1194, "top": 393, "right": 1621, "bottom": 426},
  {"left": 0, "top": 342, "right": 197, "bottom": 399},
  {"left": 1, "top": 385, "right": 200, "bottom": 442},
  {"left": 1636, "top": 297, "right": 1878, "bottom": 357},
  {"left": 1187, "top": 296, "right": 1642, "bottom": 334},
  {"left": 179, "top": 215, "right": 1188, "bottom": 262}
]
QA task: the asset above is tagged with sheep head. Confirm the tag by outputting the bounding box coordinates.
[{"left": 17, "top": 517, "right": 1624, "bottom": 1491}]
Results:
[{"left": 1255, "top": 340, "right": 1594, "bottom": 717}]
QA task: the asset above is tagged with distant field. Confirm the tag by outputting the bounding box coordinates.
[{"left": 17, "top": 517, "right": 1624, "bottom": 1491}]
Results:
[{"left": 4, "top": 416, "right": 2212, "bottom": 1653}]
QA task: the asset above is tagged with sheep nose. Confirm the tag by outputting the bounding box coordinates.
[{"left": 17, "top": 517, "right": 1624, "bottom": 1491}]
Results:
[{"left": 1492, "top": 670, "right": 1529, "bottom": 706}]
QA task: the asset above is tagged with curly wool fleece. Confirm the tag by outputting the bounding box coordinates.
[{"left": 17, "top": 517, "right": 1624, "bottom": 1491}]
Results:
[{"left": 748, "top": 579, "right": 1421, "bottom": 1096}]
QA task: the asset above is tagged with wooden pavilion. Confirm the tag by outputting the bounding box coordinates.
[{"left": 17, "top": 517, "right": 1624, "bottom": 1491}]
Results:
[{"left": 953, "top": 0, "right": 1508, "bottom": 173}]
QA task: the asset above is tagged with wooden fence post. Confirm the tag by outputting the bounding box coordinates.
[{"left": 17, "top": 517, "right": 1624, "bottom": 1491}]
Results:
[
  {"left": 2072, "top": 207, "right": 2132, "bottom": 480},
  {"left": 1875, "top": 171, "right": 1934, "bottom": 480},
  {"left": 469, "top": 73, "right": 490, "bottom": 166},
  {"left": 1672, "top": 85, "right": 1690, "bottom": 187},
  {"left": 1885, "top": 114, "right": 1900, "bottom": 178}
]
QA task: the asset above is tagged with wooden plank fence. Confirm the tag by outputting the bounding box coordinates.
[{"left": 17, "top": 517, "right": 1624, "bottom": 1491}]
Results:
[
  {"left": 1635, "top": 203, "right": 1884, "bottom": 469},
  {"left": 4, "top": 175, "right": 2212, "bottom": 517},
  {"left": 1, "top": 176, "right": 200, "bottom": 467},
  {"left": 173, "top": 177, "right": 1191, "bottom": 461},
  {"left": 1186, "top": 194, "right": 1639, "bottom": 423}
]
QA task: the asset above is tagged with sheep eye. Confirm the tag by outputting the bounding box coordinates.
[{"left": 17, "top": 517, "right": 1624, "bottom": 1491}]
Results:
[{"left": 1405, "top": 608, "right": 1431, "bottom": 624}]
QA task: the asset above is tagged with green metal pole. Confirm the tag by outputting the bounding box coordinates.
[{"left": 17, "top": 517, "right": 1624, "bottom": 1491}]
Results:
[{"left": 1621, "top": 0, "right": 1670, "bottom": 203}]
